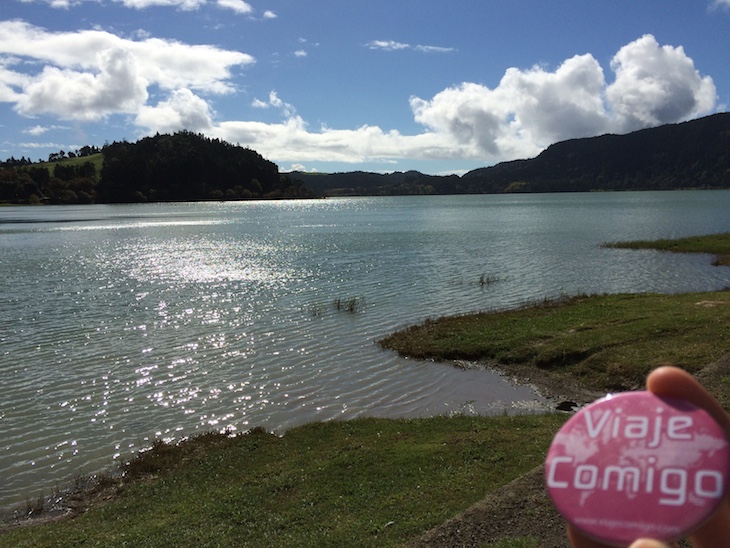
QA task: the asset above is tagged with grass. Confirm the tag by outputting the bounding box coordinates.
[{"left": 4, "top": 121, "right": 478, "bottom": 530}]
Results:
[
  {"left": 0, "top": 415, "right": 566, "bottom": 547},
  {"left": 33, "top": 153, "right": 104, "bottom": 171},
  {"left": 380, "top": 290, "right": 730, "bottom": 392},
  {"left": 604, "top": 232, "right": 730, "bottom": 266},
  {"left": 29, "top": 153, "right": 104, "bottom": 182}
]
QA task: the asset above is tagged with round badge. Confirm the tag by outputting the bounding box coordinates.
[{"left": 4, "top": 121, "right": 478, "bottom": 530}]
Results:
[{"left": 545, "top": 391, "right": 730, "bottom": 545}]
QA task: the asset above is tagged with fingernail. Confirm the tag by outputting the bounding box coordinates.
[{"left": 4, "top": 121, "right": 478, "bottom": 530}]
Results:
[{"left": 629, "top": 539, "right": 670, "bottom": 548}]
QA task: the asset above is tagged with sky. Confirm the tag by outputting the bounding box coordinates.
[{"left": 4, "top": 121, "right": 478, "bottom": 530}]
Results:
[{"left": 1, "top": 1, "right": 729, "bottom": 175}]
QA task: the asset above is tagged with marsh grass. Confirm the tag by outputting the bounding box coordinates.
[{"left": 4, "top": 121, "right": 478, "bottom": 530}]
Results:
[
  {"left": 333, "top": 296, "right": 365, "bottom": 313},
  {"left": 380, "top": 291, "right": 730, "bottom": 392},
  {"left": 603, "top": 232, "right": 730, "bottom": 266},
  {"left": 478, "top": 273, "right": 501, "bottom": 286},
  {"left": 308, "top": 296, "right": 366, "bottom": 317},
  {"left": 0, "top": 415, "right": 565, "bottom": 547}
]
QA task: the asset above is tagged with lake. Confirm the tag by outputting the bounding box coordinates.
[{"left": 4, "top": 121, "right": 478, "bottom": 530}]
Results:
[{"left": 2, "top": 191, "right": 730, "bottom": 511}]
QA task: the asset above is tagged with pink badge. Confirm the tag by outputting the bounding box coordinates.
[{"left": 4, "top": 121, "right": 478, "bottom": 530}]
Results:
[{"left": 545, "top": 391, "right": 730, "bottom": 545}]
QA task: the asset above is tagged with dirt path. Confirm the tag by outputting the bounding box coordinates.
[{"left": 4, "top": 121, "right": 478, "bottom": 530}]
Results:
[{"left": 408, "top": 464, "right": 567, "bottom": 547}]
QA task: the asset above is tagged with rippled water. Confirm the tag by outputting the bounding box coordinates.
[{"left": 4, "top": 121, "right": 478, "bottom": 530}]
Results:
[{"left": 2, "top": 192, "right": 730, "bottom": 510}]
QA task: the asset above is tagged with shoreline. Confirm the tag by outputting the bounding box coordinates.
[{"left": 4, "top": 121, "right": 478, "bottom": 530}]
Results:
[
  {"left": 0, "top": 352, "right": 616, "bottom": 532},
  {"left": 4, "top": 282, "right": 730, "bottom": 543}
]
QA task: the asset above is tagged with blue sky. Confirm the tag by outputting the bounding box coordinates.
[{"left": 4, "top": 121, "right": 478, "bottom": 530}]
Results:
[{"left": 1, "top": 0, "right": 729, "bottom": 175}]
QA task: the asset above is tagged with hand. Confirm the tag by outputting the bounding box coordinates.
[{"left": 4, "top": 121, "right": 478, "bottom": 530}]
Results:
[{"left": 567, "top": 366, "right": 730, "bottom": 548}]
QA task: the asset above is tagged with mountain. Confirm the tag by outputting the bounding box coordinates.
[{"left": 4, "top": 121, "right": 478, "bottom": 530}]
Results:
[
  {"left": 296, "top": 113, "right": 730, "bottom": 196},
  {"left": 462, "top": 112, "right": 730, "bottom": 193}
]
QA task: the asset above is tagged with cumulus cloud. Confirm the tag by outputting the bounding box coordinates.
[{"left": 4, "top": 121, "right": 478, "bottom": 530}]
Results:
[
  {"left": 16, "top": 48, "right": 149, "bottom": 120},
  {"left": 0, "top": 20, "right": 253, "bottom": 122},
  {"left": 214, "top": 116, "right": 454, "bottom": 165},
  {"left": 407, "top": 34, "right": 715, "bottom": 162},
  {"left": 135, "top": 88, "right": 214, "bottom": 133},
  {"left": 606, "top": 35, "right": 716, "bottom": 131}
]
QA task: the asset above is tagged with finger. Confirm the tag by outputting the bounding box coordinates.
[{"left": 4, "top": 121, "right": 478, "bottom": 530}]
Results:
[
  {"left": 646, "top": 366, "right": 730, "bottom": 547},
  {"left": 567, "top": 524, "right": 613, "bottom": 547},
  {"left": 646, "top": 366, "right": 730, "bottom": 437},
  {"left": 687, "top": 498, "right": 730, "bottom": 547},
  {"left": 628, "top": 539, "right": 672, "bottom": 548}
]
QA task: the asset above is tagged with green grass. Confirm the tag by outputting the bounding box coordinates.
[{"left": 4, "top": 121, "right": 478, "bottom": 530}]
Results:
[
  {"left": 0, "top": 414, "right": 565, "bottom": 547},
  {"left": 604, "top": 232, "right": 730, "bottom": 266},
  {"left": 380, "top": 291, "right": 730, "bottom": 392},
  {"left": 30, "top": 153, "right": 104, "bottom": 181}
]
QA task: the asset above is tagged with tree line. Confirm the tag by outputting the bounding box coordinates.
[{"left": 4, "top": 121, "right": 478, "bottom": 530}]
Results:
[{"left": 0, "top": 132, "right": 313, "bottom": 204}]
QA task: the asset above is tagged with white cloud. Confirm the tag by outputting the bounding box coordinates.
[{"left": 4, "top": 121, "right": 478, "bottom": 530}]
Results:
[
  {"left": 711, "top": 0, "right": 730, "bottom": 9},
  {"left": 368, "top": 40, "right": 410, "bottom": 51},
  {"left": 216, "top": 0, "right": 253, "bottom": 14},
  {"left": 18, "top": 141, "right": 75, "bottom": 149},
  {"left": 135, "top": 88, "right": 214, "bottom": 133},
  {"left": 415, "top": 45, "right": 457, "bottom": 53},
  {"left": 24, "top": 124, "right": 69, "bottom": 135},
  {"left": 407, "top": 35, "right": 715, "bottom": 162},
  {"left": 22, "top": 0, "right": 261, "bottom": 12},
  {"left": 214, "top": 116, "right": 455, "bottom": 165},
  {"left": 251, "top": 91, "right": 297, "bottom": 118},
  {"left": 408, "top": 54, "right": 610, "bottom": 160},
  {"left": 17, "top": 0, "right": 85, "bottom": 7},
  {"left": 262, "top": 10, "right": 277, "bottom": 19},
  {"left": 294, "top": 50, "right": 307, "bottom": 58},
  {"left": 606, "top": 34, "right": 716, "bottom": 131},
  {"left": 16, "top": 48, "right": 149, "bottom": 121},
  {"left": 0, "top": 20, "right": 253, "bottom": 121},
  {"left": 113, "top": 0, "right": 207, "bottom": 9},
  {"left": 367, "top": 40, "right": 455, "bottom": 53}
]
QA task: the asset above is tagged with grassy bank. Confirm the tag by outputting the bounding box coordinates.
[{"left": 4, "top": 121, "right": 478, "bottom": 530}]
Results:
[
  {"left": 380, "top": 291, "right": 730, "bottom": 393},
  {"left": 604, "top": 232, "right": 730, "bottom": 266},
  {"left": 0, "top": 415, "right": 565, "bottom": 547}
]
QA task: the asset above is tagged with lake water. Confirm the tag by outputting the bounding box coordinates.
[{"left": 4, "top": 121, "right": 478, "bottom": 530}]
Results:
[{"left": 2, "top": 191, "right": 730, "bottom": 511}]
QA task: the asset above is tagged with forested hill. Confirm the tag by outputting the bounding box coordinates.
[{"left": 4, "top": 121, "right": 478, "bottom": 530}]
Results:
[
  {"left": 0, "top": 131, "right": 313, "bottom": 204},
  {"left": 461, "top": 112, "right": 730, "bottom": 193},
  {"left": 98, "top": 132, "right": 313, "bottom": 203},
  {"left": 295, "top": 113, "right": 730, "bottom": 196}
]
